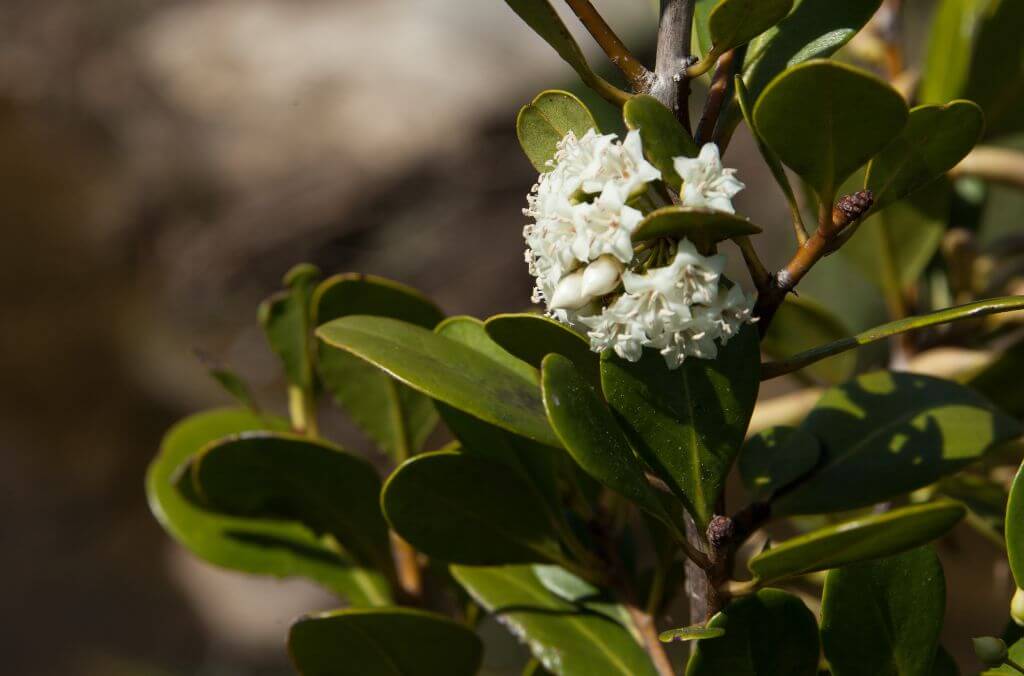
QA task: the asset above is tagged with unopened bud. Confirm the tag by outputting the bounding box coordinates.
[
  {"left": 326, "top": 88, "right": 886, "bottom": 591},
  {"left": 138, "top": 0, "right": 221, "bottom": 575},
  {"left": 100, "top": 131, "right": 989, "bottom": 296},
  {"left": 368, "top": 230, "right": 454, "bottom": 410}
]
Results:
[
  {"left": 550, "top": 269, "right": 591, "bottom": 310},
  {"left": 832, "top": 190, "right": 874, "bottom": 229},
  {"left": 1012, "top": 588, "right": 1024, "bottom": 627},
  {"left": 972, "top": 637, "right": 1008, "bottom": 667},
  {"left": 581, "top": 255, "right": 625, "bottom": 297}
]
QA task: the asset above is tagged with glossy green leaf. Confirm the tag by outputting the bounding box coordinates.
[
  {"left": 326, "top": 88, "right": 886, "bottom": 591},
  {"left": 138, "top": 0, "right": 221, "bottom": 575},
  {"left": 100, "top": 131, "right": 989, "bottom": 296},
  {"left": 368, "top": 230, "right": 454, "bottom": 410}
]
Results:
[
  {"left": 705, "top": 0, "right": 794, "bottom": 57},
  {"left": 145, "top": 409, "right": 390, "bottom": 605},
  {"left": 748, "top": 501, "right": 966, "bottom": 584},
  {"left": 622, "top": 95, "right": 698, "bottom": 188},
  {"left": 964, "top": 0, "right": 1024, "bottom": 138},
  {"left": 502, "top": 0, "right": 627, "bottom": 105},
  {"left": 631, "top": 207, "right": 762, "bottom": 246},
  {"left": 754, "top": 60, "right": 908, "bottom": 201},
  {"left": 919, "top": 0, "right": 988, "bottom": 105},
  {"left": 382, "top": 451, "right": 563, "bottom": 565},
  {"left": 739, "top": 426, "right": 820, "bottom": 502},
  {"left": 485, "top": 313, "right": 599, "bottom": 387},
  {"left": 532, "top": 564, "right": 637, "bottom": 633},
  {"left": 600, "top": 326, "right": 760, "bottom": 527},
  {"left": 1005, "top": 461, "right": 1024, "bottom": 588},
  {"left": 866, "top": 101, "right": 984, "bottom": 212},
  {"left": 762, "top": 297, "right": 1024, "bottom": 382},
  {"left": 316, "top": 315, "right": 559, "bottom": 447},
  {"left": 821, "top": 547, "right": 947, "bottom": 676},
  {"left": 259, "top": 263, "right": 320, "bottom": 390},
  {"left": 659, "top": 625, "right": 725, "bottom": 643},
  {"left": 289, "top": 607, "right": 483, "bottom": 676},
  {"left": 541, "top": 354, "right": 673, "bottom": 526},
  {"left": 761, "top": 295, "right": 855, "bottom": 384},
  {"left": 518, "top": 90, "right": 599, "bottom": 172},
  {"left": 452, "top": 564, "right": 659, "bottom": 676},
  {"left": 771, "top": 371, "right": 1021, "bottom": 515},
  {"left": 314, "top": 273, "right": 443, "bottom": 461},
  {"left": 192, "top": 432, "right": 392, "bottom": 574},
  {"left": 686, "top": 589, "right": 819, "bottom": 676}
]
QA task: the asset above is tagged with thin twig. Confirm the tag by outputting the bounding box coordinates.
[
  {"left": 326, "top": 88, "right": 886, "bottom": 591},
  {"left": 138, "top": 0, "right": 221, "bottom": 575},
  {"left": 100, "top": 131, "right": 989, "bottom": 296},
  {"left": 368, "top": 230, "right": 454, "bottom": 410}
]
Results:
[
  {"left": 735, "top": 235, "right": 771, "bottom": 293},
  {"left": 695, "top": 50, "right": 735, "bottom": 145},
  {"left": 563, "top": 0, "right": 652, "bottom": 91},
  {"left": 625, "top": 603, "right": 675, "bottom": 676},
  {"left": 951, "top": 146, "right": 1024, "bottom": 190},
  {"left": 651, "top": 0, "right": 696, "bottom": 130}
]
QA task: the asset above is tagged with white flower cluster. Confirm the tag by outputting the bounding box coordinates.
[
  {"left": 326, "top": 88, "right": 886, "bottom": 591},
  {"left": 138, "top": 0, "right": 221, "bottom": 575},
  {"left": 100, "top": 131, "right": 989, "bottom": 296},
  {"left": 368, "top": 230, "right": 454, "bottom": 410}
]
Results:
[{"left": 523, "top": 129, "right": 753, "bottom": 368}]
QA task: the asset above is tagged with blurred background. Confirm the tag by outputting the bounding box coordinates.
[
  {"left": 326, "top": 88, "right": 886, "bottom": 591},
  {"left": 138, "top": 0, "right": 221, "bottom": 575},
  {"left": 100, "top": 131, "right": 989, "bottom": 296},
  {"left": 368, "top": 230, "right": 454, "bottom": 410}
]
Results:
[{"left": 2, "top": 1, "right": 1018, "bottom": 674}]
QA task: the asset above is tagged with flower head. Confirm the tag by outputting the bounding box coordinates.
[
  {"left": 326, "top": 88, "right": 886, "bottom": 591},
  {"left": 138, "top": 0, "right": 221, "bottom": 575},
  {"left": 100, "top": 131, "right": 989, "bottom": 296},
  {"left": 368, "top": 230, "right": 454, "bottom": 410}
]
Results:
[{"left": 673, "top": 143, "right": 745, "bottom": 213}]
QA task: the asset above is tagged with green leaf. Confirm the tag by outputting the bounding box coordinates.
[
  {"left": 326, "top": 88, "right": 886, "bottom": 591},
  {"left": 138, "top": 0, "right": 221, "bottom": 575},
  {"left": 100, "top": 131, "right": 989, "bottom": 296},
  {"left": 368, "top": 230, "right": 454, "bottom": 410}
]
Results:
[
  {"left": 484, "top": 313, "right": 599, "bottom": 387},
  {"left": 705, "top": 0, "right": 794, "bottom": 57},
  {"left": 686, "top": 589, "right": 819, "bottom": 676},
  {"left": 968, "top": 335, "right": 1024, "bottom": 418},
  {"left": 761, "top": 295, "right": 855, "bottom": 384},
  {"left": 771, "top": 371, "right": 1021, "bottom": 515},
  {"left": 754, "top": 60, "right": 908, "bottom": 202},
  {"left": 820, "top": 547, "right": 947, "bottom": 676},
  {"left": 659, "top": 626, "right": 725, "bottom": 643},
  {"left": 1005, "top": 461, "right": 1024, "bottom": 588},
  {"left": 739, "top": 426, "right": 820, "bottom": 502},
  {"left": 191, "top": 432, "right": 392, "bottom": 574},
  {"left": 983, "top": 636, "right": 1024, "bottom": 675},
  {"left": 518, "top": 90, "right": 599, "bottom": 172},
  {"left": 381, "top": 450, "right": 563, "bottom": 565},
  {"left": 630, "top": 207, "right": 762, "bottom": 247},
  {"left": 622, "top": 95, "right": 699, "bottom": 188},
  {"left": 316, "top": 315, "right": 559, "bottom": 447},
  {"left": 599, "top": 326, "right": 760, "bottom": 527},
  {"left": 919, "top": 0, "right": 988, "bottom": 105},
  {"left": 938, "top": 473, "right": 1007, "bottom": 548},
  {"left": 964, "top": 0, "right": 1024, "bottom": 138},
  {"left": 314, "top": 273, "right": 443, "bottom": 461},
  {"left": 748, "top": 501, "right": 966, "bottom": 584},
  {"left": 540, "top": 354, "right": 674, "bottom": 527},
  {"left": 145, "top": 409, "right": 390, "bottom": 605},
  {"left": 532, "top": 564, "right": 637, "bottom": 632},
  {"left": 259, "top": 263, "right": 321, "bottom": 390},
  {"left": 502, "top": 0, "right": 627, "bottom": 105},
  {"left": 866, "top": 101, "right": 984, "bottom": 212},
  {"left": 452, "top": 564, "right": 659, "bottom": 676},
  {"left": 195, "top": 351, "right": 259, "bottom": 411},
  {"left": 288, "top": 607, "right": 483, "bottom": 676}
]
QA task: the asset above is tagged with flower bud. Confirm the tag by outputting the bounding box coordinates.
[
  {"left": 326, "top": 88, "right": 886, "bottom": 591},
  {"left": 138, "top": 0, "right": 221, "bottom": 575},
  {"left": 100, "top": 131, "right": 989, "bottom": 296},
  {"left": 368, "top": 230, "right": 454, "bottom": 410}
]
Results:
[
  {"left": 973, "top": 637, "right": 1008, "bottom": 667},
  {"left": 581, "top": 255, "right": 625, "bottom": 297},
  {"left": 1012, "top": 588, "right": 1024, "bottom": 627},
  {"left": 549, "top": 269, "right": 591, "bottom": 310}
]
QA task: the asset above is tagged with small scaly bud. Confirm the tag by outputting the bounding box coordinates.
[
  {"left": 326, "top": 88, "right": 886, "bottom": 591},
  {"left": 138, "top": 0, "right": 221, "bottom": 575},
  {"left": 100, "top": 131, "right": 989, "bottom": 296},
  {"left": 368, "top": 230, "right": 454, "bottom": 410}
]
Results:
[
  {"left": 972, "top": 637, "right": 1008, "bottom": 667},
  {"left": 832, "top": 190, "right": 875, "bottom": 230},
  {"left": 549, "top": 269, "right": 592, "bottom": 310},
  {"left": 1012, "top": 588, "right": 1024, "bottom": 627},
  {"left": 707, "top": 515, "right": 735, "bottom": 551},
  {"left": 581, "top": 255, "right": 625, "bottom": 297}
]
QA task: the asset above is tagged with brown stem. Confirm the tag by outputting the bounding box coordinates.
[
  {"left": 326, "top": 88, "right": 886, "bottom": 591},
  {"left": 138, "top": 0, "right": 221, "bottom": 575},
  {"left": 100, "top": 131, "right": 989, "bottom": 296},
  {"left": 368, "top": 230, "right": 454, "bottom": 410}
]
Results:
[
  {"left": 695, "top": 50, "right": 735, "bottom": 145},
  {"left": 391, "top": 532, "right": 423, "bottom": 600},
  {"left": 651, "top": 0, "right": 696, "bottom": 130},
  {"left": 753, "top": 190, "right": 875, "bottom": 335},
  {"left": 563, "top": 0, "right": 652, "bottom": 91},
  {"left": 625, "top": 603, "right": 675, "bottom": 676}
]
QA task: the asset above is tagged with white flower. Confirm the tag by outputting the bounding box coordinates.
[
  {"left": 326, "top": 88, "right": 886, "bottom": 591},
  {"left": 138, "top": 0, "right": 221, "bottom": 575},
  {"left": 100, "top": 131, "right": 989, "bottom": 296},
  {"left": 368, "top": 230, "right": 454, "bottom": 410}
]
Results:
[
  {"left": 581, "top": 255, "right": 625, "bottom": 297},
  {"left": 549, "top": 268, "right": 590, "bottom": 310},
  {"left": 673, "top": 143, "right": 745, "bottom": 213},
  {"left": 569, "top": 184, "right": 643, "bottom": 264}
]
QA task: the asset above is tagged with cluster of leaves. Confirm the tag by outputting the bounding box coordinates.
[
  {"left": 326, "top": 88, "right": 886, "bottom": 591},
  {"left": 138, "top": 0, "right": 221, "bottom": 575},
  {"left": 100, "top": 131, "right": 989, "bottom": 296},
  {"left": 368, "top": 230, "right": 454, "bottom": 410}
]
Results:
[{"left": 145, "top": 0, "right": 1024, "bottom": 674}]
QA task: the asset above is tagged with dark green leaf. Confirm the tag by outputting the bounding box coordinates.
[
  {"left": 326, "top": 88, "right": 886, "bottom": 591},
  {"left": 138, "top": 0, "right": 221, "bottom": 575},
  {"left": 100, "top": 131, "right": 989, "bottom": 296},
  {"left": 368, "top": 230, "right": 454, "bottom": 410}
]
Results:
[
  {"left": 631, "top": 207, "right": 762, "bottom": 247},
  {"left": 866, "top": 101, "right": 984, "bottom": 212},
  {"left": 968, "top": 335, "right": 1024, "bottom": 418},
  {"left": 964, "top": 0, "right": 1024, "bottom": 138},
  {"left": 686, "top": 589, "right": 819, "bottom": 676},
  {"left": 192, "top": 432, "right": 392, "bottom": 574},
  {"left": 739, "top": 426, "right": 820, "bottom": 502},
  {"left": 705, "top": 0, "right": 794, "bottom": 57},
  {"left": 541, "top": 354, "right": 674, "bottom": 527},
  {"left": 259, "top": 263, "right": 320, "bottom": 389},
  {"left": 770, "top": 371, "right": 1022, "bottom": 515},
  {"left": 485, "top": 313, "right": 599, "bottom": 388},
  {"left": 761, "top": 295, "right": 856, "bottom": 384},
  {"left": 820, "top": 547, "right": 947, "bottom": 676},
  {"left": 145, "top": 409, "right": 390, "bottom": 604},
  {"left": 931, "top": 645, "right": 960, "bottom": 676},
  {"left": 314, "top": 273, "right": 443, "bottom": 461},
  {"left": 622, "top": 95, "right": 698, "bottom": 188},
  {"left": 939, "top": 473, "right": 1007, "bottom": 548},
  {"left": 382, "top": 451, "right": 563, "bottom": 565},
  {"left": 452, "top": 564, "right": 659, "bottom": 676},
  {"left": 600, "top": 326, "right": 760, "bottom": 527},
  {"left": 748, "top": 501, "right": 965, "bottom": 584},
  {"left": 659, "top": 625, "right": 725, "bottom": 643},
  {"left": 919, "top": 0, "right": 988, "bottom": 105},
  {"left": 754, "top": 60, "right": 908, "bottom": 201},
  {"left": 316, "top": 315, "right": 559, "bottom": 447},
  {"left": 288, "top": 607, "right": 483, "bottom": 676},
  {"left": 1005, "top": 461, "right": 1024, "bottom": 588},
  {"left": 518, "top": 90, "right": 599, "bottom": 172}
]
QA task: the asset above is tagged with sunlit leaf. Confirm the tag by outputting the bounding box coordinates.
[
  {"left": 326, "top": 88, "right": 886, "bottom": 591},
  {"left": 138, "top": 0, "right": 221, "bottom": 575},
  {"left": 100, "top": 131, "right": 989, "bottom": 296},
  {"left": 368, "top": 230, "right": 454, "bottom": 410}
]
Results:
[{"left": 518, "top": 90, "right": 599, "bottom": 172}]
